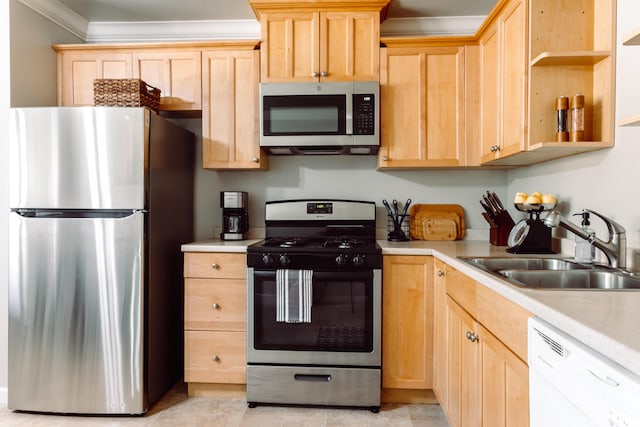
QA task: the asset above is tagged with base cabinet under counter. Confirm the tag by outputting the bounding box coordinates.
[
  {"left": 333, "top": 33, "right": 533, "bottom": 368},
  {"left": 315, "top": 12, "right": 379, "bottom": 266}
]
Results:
[{"left": 183, "top": 251, "right": 247, "bottom": 396}]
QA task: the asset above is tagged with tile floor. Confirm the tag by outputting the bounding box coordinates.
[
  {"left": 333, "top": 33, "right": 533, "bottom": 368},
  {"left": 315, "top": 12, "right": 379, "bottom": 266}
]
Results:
[{"left": 0, "top": 382, "right": 450, "bottom": 426}]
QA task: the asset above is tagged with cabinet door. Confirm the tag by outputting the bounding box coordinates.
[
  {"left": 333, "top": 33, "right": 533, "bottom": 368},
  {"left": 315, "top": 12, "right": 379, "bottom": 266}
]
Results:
[
  {"left": 479, "top": 21, "right": 500, "bottom": 162},
  {"left": 132, "top": 51, "right": 202, "bottom": 111},
  {"left": 432, "top": 259, "right": 448, "bottom": 408},
  {"left": 58, "top": 52, "right": 132, "bottom": 106},
  {"left": 480, "top": 324, "right": 530, "bottom": 427},
  {"left": 382, "top": 256, "right": 433, "bottom": 389},
  {"left": 202, "top": 49, "right": 266, "bottom": 169},
  {"left": 379, "top": 46, "right": 465, "bottom": 168},
  {"left": 446, "top": 296, "right": 481, "bottom": 427},
  {"left": 499, "top": 0, "right": 527, "bottom": 158},
  {"left": 320, "top": 11, "right": 379, "bottom": 81},
  {"left": 260, "top": 12, "right": 319, "bottom": 82}
]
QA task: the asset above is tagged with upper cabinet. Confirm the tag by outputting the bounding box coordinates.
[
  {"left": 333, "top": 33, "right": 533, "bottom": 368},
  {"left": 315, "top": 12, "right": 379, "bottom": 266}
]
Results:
[
  {"left": 249, "top": 0, "right": 389, "bottom": 82},
  {"left": 54, "top": 43, "right": 205, "bottom": 111},
  {"left": 618, "top": 27, "right": 640, "bottom": 127},
  {"left": 478, "top": 0, "right": 616, "bottom": 166},
  {"left": 379, "top": 38, "right": 470, "bottom": 168}
]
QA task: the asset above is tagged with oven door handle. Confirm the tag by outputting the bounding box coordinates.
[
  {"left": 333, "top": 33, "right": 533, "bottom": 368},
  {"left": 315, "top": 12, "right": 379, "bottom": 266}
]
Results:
[{"left": 294, "top": 373, "right": 332, "bottom": 382}]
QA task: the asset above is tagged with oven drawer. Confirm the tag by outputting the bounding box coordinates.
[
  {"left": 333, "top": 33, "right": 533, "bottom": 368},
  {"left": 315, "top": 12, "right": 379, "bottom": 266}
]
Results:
[
  {"left": 185, "top": 278, "right": 246, "bottom": 331},
  {"left": 184, "top": 252, "right": 247, "bottom": 279},
  {"left": 185, "top": 330, "right": 246, "bottom": 384},
  {"left": 247, "top": 365, "right": 380, "bottom": 407}
]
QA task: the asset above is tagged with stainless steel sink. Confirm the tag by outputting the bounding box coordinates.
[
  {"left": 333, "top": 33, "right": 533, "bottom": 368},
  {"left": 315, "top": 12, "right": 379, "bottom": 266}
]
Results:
[
  {"left": 500, "top": 270, "right": 640, "bottom": 290},
  {"left": 460, "top": 257, "right": 592, "bottom": 272}
]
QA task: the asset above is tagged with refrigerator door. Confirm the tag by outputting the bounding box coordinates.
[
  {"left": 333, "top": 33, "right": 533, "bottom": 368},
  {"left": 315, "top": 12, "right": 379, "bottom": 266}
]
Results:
[
  {"left": 9, "top": 107, "right": 148, "bottom": 210},
  {"left": 8, "top": 211, "right": 145, "bottom": 414}
]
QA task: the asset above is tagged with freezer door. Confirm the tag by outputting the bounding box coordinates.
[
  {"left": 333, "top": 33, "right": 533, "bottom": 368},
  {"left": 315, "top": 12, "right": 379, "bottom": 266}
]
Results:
[
  {"left": 8, "top": 211, "right": 145, "bottom": 414},
  {"left": 9, "top": 107, "right": 148, "bottom": 210}
]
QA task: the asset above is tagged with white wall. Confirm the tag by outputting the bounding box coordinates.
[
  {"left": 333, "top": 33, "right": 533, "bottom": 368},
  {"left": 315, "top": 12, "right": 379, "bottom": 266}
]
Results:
[{"left": 507, "top": 0, "right": 640, "bottom": 261}]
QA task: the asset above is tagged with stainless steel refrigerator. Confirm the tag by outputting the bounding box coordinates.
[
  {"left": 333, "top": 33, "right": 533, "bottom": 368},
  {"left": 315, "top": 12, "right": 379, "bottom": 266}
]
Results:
[{"left": 8, "top": 107, "right": 195, "bottom": 414}]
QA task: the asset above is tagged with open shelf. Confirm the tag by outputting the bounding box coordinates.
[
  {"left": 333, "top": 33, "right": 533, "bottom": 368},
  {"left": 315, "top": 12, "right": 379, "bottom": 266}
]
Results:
[
  {"left": 622, "top": 27, "right": 640, "bottom": 46},
  {"left": 530, "top": 51, "right": 610, "bottom": 67},
  {"left": 618, "top": 114, "right": 640, "bottom": 127}
]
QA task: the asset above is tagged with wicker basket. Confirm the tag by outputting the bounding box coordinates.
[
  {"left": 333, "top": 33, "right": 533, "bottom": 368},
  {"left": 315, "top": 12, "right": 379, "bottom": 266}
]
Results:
[{"left": 93, "top": 79, "right": 161, "bottom": 112}]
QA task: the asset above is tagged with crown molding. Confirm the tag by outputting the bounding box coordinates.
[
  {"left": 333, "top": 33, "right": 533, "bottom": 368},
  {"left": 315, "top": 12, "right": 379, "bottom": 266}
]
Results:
[
  {"left": 19, "top": 0, "right": 484, "bottom": 42},
  {"left": 380, "top": 16, "right": 485, "bottom": 37},
  {"left": 85, "top": 20, "right": 261, "bottom": 43}
]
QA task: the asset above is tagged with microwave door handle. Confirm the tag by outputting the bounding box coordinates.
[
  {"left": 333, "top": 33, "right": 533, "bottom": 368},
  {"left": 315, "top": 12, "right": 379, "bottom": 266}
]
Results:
[{"left": 346, "top": 94, "right": 353, "bottom": 135}]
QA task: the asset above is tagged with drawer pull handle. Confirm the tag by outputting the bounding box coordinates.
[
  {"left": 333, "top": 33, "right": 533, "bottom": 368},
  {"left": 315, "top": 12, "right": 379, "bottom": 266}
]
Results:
[
  {"left": 212, "top": 303, "right": 219, "bottom": 310},
  {"left": 466, "top": 331, "right": 479, "bottom": 343},
  {"left": 212, "top": 355, "right": 219, "bottom": 362},
  {"left": 437, "top": 270, "right": 445, "bottom": 277},
  {"left": 211, "top": 263, "right": 219, "bottom": 269},
  {"left": 294, "top": 374, "right": 331, "bottom": 382},
  {"left": 252, "top": 157, "right": 259, "bottom": 163}
]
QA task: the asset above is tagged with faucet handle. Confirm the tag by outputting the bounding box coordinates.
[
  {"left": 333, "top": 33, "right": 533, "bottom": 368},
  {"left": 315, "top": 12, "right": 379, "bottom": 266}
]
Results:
[{"left": 584, "top": 209, "right": 626, "bottom": 236}]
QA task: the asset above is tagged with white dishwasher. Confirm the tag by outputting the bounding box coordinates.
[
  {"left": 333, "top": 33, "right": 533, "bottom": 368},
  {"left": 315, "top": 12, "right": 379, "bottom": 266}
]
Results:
[{"left": 528, "top": 317, "right": 640, "bottom": 427}]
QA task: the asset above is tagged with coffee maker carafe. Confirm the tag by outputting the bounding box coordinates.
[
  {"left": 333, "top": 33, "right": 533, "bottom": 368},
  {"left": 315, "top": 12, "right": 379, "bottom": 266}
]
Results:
[{"left": 220, "top": 191, "right": 249, "bottom": 240}]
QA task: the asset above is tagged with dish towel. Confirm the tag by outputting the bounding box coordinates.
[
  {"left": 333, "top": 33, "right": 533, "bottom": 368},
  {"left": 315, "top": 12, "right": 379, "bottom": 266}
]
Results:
[{"left": 276, "top": 269, "right": 313, "bottom": 323}]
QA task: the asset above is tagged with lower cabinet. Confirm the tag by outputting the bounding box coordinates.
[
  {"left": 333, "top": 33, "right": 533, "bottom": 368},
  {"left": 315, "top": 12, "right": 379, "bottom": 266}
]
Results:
[
  {"left": 436, "top": 262, "right": 531, "bottom": 426},
  {"left": 382, "top": 256, "right": 434, "bottom": 398},
  {"left": 183, "top": 252, "right": 247, "bottom": 391}
]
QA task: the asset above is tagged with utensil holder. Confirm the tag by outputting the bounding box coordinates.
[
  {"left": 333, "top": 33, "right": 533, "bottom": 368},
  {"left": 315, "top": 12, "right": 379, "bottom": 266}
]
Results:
[{"left": 387, "top": 214, "right": 410, "bottom": 241}]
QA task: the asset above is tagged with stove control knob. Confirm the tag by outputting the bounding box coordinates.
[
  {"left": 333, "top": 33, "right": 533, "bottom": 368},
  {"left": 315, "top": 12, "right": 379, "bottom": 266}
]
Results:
[
  {"left": 279, "top": 254, "right": 291, "bottom": 267},
  {"left": 262, "top": 253, "right": 274, "bottom": 266},
  {"left": 336, "top": 254, "right": 349, "bottom": 266},
  {"left": 352, "top": 254, "right": 366, "bottom": 267}
]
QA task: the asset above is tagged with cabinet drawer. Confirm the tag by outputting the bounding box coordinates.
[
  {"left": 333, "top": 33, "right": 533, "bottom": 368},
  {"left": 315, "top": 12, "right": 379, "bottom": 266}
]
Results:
[
  {"left": 184, "top": 252, "right": 247, "bottom": 279},
  {"left": 185, "top": 330, "right": 246, "bottom": 384},
  {"left": 185, "top": 278, "right": 246, "bottom": 331}
]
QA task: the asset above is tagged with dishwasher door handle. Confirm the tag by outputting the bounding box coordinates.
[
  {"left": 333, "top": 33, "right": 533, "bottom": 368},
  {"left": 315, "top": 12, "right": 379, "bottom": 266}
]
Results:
[{"left": 587, "top": 369, "right": 620, "bottom": 387}]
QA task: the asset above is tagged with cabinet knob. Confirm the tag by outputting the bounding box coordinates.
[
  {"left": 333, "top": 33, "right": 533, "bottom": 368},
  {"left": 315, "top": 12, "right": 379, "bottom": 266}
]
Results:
[
  {"left": 381, "top": 155, "right": 388, "bottom": 161},
  {"left": 211, "top": 263, "right": 219, "bottom": 269},
  {"left": 212, "top": 303, "right": 219, "bottom": 310},
  {"left": 466, "top": 331, "right": 479, "bottom": 343},
  {"left": 437, "top": 270, "right": 445, "bottom": 277},
  {"left": 312, "top": 72, "right": 319, "bottom": 77},
  {"left": 320, "top": 71, "right": 328, "bottom": 77},
  {"left": 252, "top": 157, "right": 259, "bottom": 163},
  {"left": 490, "top": 145, "right": 501, "bottom": 152},
  {"left": 211, "top": 355, "right": 219, "bottom": 362}
]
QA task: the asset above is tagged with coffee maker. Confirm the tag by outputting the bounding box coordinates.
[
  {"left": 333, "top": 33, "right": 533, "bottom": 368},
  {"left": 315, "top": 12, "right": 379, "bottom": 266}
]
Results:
[{"left": 220, "top": 191, "right": 249, "bottom": 240}]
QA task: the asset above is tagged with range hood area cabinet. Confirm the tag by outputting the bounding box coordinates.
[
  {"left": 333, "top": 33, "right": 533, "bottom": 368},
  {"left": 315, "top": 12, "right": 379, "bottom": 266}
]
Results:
[
  {"left": 378, "top": 39, "right": 470, "bottom": 168},
  {"left": 477, "top": 0, "right": 616, "bottom": 166},
  {"left": 249, "top": 0, "right": 389, "bottom": 82}
]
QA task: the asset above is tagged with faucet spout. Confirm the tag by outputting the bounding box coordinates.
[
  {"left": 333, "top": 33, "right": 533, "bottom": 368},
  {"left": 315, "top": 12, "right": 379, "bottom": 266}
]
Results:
[{"left": 544, "top": 209, "right": 626, "bottom": 269}]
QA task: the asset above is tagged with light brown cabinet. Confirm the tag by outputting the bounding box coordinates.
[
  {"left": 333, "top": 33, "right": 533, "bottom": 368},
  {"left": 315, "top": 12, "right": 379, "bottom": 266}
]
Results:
[
  {"left": 54, "top": 44, "right": 203, "bottom": 111},
  {"left": 478, "top": 0, "right": 616, "bottom": 166},
  {"left": 250, "top": 0, "right": 388, "bottom": 82},
  {"left": 201, "top": 48, "right": 267, "bottom": 170},
  {"left": 132, "top": 50, "right": 202, "bottom": 111},
  {"left": 379, "top": 39, "right": 468, "bottom": 168},
  {"left": 437, "top": 263, "right": 531, "bottom": 426},
  {"left": 382, "top": 256, "right": 433, "bottom": 393},
  {"left": 183, "top": 252, "right": 247, "bottom": 387}
]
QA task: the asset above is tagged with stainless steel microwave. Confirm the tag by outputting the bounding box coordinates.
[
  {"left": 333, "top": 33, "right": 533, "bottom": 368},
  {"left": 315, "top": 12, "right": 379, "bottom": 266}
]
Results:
[{"left": 259, "top": 81, "right": 379, "bottom": 155}]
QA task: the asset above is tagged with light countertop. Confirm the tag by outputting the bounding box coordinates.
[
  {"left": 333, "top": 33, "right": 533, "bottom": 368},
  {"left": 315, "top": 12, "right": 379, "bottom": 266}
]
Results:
[{"left": 182, "top": 238, "right": 640, "bottom": 378}]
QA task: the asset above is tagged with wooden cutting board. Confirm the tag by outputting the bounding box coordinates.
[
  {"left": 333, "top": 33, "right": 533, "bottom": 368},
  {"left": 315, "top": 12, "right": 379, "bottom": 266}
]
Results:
[{"left": 409, "top": 204, "right": 465, "bottom": 240}]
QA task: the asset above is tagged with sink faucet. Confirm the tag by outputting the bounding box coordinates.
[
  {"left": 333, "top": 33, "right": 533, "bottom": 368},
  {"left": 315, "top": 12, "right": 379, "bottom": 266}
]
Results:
[{"left": 543, "top": 209, "right": 627, "bottom": 269}]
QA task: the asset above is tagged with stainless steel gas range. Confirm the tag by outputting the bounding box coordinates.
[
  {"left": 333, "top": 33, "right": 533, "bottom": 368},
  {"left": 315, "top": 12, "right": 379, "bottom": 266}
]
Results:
[{"left": 246, "top": 199, "right": 382, "bottom": 411}]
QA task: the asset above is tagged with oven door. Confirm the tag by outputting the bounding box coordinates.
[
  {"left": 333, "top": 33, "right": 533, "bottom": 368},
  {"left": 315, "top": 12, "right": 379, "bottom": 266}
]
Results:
[{"left": 247, "top": 268, "right": 381, "bottom": 367}]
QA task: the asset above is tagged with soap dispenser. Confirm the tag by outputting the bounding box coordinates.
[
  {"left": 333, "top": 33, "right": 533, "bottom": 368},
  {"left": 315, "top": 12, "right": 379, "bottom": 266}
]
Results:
[{"left": 573, "top": 210, "right": 595, "bottom": 263}]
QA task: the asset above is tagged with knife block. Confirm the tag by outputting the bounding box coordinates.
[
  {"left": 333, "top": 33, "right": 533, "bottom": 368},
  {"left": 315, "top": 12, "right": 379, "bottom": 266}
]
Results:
[{"left": 490, "top": 224, "right": 511, "bottom": 246}]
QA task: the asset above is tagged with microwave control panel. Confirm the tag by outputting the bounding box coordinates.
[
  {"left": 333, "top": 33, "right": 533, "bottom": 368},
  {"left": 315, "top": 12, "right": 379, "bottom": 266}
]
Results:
[{"left": 353, "top": 94, "right": 376, "bottom": 135}]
